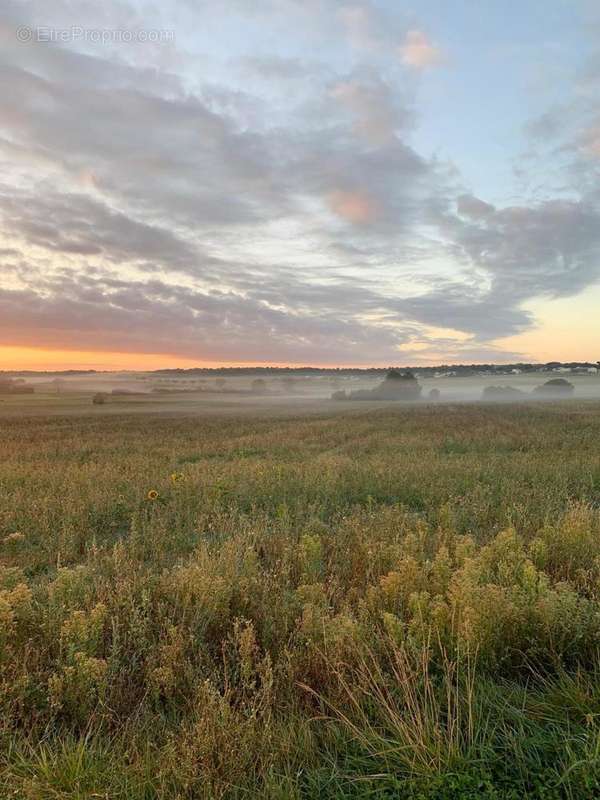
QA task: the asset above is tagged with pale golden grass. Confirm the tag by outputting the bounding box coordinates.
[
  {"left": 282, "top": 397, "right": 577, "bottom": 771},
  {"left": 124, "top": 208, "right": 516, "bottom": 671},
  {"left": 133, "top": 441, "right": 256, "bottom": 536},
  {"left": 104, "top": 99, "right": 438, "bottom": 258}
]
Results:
[{"left": 1, "top": 402, "right": 600, "bottom": 797}]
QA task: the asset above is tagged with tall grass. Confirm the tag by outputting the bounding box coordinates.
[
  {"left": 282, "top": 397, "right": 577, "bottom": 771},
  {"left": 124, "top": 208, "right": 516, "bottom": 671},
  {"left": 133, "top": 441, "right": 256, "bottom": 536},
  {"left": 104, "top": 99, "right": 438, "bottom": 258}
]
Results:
[{"left": 1, "top": 402, "right": 600, "bottom": 797}]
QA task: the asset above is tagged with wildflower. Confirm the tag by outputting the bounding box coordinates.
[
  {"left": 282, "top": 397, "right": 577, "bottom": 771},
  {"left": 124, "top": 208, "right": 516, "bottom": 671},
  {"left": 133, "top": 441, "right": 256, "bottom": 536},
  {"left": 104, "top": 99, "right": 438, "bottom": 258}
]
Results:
[
  {"left": 147, "top": 490, "right": 159, "bottom": 501},
  {"left": 170, "top": 472, "right": 184, "bottom": 483}
]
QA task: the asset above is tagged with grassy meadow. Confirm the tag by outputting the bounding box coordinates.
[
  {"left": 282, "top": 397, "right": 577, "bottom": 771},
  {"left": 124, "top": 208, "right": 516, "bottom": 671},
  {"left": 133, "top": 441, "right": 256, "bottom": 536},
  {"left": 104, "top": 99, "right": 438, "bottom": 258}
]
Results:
[{"left": 2, "top": 400, "right": 600, "bottom": 798}]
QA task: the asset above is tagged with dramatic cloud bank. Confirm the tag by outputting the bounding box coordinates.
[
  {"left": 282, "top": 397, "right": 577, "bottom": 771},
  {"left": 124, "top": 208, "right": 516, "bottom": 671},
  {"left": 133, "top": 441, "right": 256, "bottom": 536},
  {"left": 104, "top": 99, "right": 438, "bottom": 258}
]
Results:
[{"left": 0, "top": 0, "right": 599, "bottom": 365}]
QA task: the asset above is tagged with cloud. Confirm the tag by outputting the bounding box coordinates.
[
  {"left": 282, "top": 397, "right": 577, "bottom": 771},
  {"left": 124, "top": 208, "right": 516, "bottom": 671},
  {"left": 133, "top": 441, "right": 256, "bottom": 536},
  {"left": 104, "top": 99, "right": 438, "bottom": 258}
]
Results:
[
  {"left": 338, "top": 5, "right": 378, "bottom": 50},
  {"left": 0, "top": 268, "right": 424, "bottom": 364},
  {"left": 582, "top": 125, "right": 600, "bottom": 158},
  {"left": 0, "top": 0, "right": 598, "bottom": 366},
  {"left": 520, "top": 21, "right": 600, "bottom": 197},
  {"left": 456, "top": 194, "right": 496, "bottom": 220},
  {"left": 328, "top": 189, "right": 378, "bottom": 224},
  {"left": 0, "top": 189, "right": 199, "bottom": 269},
  {"left": 399, "top": 30, "right": 443, "bottom": 69},
  {"left": 438, "top": 198, "right": 600, "bottom": 306},
  {"left": 330, "top": 74, "right": 412, "bottom": 144},
  {"left": 524, "top": 108, "right": 566, "bottom": 141},
  {"left": 398, "top": 285, "right": 534, "bottom": 340}
]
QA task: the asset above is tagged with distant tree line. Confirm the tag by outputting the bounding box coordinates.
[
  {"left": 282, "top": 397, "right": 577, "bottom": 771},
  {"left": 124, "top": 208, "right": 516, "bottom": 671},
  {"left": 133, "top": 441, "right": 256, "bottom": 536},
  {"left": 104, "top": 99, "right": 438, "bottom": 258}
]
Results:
[{"left": 2, "top": 361, "right": 598, "bottom": 379}]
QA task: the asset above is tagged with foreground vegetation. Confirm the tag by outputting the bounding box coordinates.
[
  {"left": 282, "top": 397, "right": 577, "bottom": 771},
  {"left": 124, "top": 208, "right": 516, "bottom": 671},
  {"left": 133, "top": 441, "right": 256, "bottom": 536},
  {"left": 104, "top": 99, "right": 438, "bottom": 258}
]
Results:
[{"left": 2, "top": 401, "right": 600, "bottom": 798}]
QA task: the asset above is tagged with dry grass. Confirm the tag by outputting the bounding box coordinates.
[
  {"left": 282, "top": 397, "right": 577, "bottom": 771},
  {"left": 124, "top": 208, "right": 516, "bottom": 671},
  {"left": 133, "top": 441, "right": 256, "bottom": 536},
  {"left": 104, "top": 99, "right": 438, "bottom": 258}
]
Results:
[{"left": 1, "top": 402, "right": 600, "bottom": 797}]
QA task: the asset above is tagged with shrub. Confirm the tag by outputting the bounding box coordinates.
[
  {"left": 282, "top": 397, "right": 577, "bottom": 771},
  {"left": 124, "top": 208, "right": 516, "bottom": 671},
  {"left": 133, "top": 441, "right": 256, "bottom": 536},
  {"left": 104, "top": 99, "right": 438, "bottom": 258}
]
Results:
[
  {"left": 347, "top": 370, "right": 422, "bottom": 402},
  {"left": 331, "top": 389, "right": 347, "bottom": 401},
  {"left": 534, "top": 378, "right": 575, "bottom": 396}
]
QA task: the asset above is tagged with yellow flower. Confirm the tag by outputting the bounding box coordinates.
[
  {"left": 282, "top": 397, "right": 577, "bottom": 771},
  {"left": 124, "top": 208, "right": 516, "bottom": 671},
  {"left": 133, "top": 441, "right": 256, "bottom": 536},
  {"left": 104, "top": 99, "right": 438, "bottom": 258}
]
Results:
[
  {"left": 147, "top": 490, "right": 159, "bottom": 501},
  {"left": 170, "top": 472, "right": 184, "bottom": 483}
]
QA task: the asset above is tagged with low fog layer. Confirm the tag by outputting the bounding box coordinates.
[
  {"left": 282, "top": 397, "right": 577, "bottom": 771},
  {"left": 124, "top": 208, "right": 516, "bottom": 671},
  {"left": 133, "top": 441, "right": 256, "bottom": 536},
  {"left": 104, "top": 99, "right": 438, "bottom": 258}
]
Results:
[{"left": 1, "top": 369, "right": 599, "bottom": 418}]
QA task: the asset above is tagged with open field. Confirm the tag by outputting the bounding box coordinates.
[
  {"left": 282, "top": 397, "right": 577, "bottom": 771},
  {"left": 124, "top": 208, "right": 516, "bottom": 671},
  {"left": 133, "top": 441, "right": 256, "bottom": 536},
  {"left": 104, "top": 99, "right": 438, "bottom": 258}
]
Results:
[{"left": 2, "top": 401, "right": 600, "bottom": 798}]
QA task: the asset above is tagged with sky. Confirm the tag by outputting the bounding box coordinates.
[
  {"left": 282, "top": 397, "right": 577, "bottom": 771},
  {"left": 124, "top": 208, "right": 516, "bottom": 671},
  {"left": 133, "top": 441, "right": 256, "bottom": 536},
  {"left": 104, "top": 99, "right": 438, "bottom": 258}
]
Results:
[{"left": 0, "top": 0, "right": 599, "bottom": 370}]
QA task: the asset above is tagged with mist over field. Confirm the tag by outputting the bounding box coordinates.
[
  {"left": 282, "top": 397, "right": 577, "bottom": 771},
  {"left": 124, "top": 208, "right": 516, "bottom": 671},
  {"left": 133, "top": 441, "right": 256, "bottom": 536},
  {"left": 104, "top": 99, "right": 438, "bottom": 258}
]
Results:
[{"left": 2, "top": 367, "right": 600, "bottom": 417}]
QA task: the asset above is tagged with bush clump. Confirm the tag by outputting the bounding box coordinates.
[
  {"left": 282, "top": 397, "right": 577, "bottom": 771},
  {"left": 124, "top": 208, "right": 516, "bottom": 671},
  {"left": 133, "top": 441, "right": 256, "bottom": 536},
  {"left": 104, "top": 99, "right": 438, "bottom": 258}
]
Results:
[
  {"left": 331, "top": 389, "right": 347, "bottom": 401},
  {"left": 339, "top": 370, "right": 422, "bottom": 402},
  {"left": 534, "top": 377, "right": 575, "bottom": 397}
]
